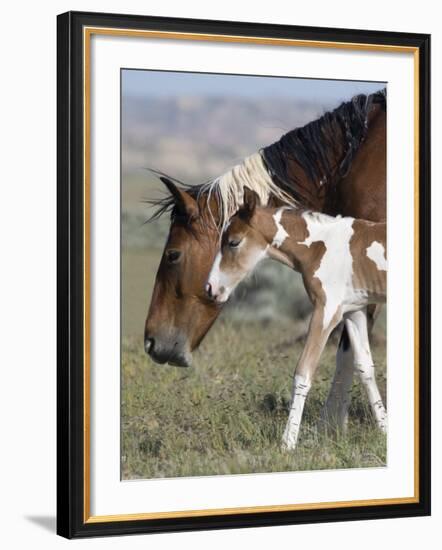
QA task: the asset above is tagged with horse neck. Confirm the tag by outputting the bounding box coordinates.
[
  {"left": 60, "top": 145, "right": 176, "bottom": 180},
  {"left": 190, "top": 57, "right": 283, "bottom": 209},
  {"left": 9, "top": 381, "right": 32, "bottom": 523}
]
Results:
[{"left": 270, "top": 132, "right": 347, "bottom": 212}]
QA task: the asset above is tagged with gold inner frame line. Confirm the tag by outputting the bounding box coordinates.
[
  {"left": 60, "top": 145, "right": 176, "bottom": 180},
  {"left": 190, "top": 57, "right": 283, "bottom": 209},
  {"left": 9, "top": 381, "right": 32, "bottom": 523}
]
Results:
[{"left": 82, "top": 26, "right": 420, "bottom": 524}]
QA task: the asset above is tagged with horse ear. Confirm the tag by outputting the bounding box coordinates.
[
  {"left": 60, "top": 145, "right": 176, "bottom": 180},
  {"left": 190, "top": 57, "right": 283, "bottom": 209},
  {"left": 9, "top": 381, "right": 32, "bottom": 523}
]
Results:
[
  {"left": 239, "top": 187, "right": 259, "bottom": 221},
  {"left": 160, "top": 177, "right": 199, "bottom": 220}
]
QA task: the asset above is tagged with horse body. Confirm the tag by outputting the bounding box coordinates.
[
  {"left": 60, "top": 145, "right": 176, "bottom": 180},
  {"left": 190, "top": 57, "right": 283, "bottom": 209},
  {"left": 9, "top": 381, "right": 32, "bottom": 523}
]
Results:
[{"left": 206, "top": 192, "right": 387, "bottom": 449}]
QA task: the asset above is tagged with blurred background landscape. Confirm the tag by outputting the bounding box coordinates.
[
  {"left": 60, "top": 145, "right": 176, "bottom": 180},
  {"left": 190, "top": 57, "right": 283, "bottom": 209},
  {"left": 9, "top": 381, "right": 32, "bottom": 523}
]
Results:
[{"left": 121, "top": 70, "right": 387, "bottom": 479}]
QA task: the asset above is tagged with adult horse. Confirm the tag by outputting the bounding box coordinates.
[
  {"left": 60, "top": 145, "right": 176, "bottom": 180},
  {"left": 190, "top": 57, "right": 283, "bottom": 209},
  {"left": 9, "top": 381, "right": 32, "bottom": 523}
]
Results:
[{"left": 144, "top": 89, "right": 386, "bottom": 431}]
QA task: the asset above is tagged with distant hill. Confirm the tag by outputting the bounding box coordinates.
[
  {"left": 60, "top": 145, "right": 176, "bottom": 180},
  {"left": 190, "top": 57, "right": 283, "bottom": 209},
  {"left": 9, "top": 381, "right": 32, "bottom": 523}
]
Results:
[{"left": 122, "top": 95, "right": 329, "bottom": 186}]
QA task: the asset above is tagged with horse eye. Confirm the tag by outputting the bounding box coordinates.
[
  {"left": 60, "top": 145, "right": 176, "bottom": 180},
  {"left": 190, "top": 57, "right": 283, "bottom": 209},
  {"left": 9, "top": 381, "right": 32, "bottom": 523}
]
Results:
[
  {"left": 166, "top": 249, "right": 181, "bottom": 264},
  {"left": 228, "top": 239, "right": 242, "bottom": 249}
]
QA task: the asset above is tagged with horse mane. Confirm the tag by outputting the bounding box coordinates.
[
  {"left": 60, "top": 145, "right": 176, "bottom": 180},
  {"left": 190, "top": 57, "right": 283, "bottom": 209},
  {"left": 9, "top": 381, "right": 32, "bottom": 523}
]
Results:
[
  {"left": 145, "top": 154, "right": 298, "bottom": 231},
  {"left": 146, "top": 88, "right": 386, "bottom": 228},
  {"left": 262, "top": 89, "right": 386, "bottom": 203},
  {"left": 195, "top": 153, "right": 298, "bottom": 231}
]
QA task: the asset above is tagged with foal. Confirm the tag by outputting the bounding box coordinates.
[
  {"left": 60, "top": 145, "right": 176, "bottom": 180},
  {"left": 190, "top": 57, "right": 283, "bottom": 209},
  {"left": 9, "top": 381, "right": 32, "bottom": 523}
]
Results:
[{"left": 206, "top": 189, "right": 387, "bottom": 450}]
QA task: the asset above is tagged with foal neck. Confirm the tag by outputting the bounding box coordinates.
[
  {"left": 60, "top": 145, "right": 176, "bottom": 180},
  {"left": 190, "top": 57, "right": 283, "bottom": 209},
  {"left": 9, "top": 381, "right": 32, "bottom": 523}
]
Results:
[{"left": 255, "top": 207, "right": 315, "bottom": 270}]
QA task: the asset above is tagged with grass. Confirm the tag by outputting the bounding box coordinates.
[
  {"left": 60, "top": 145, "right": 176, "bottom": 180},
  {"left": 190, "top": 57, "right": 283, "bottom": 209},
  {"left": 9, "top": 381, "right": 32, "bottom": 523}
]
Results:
[{"left": 121, "top": 319, "right": 387, "bottom": 480}]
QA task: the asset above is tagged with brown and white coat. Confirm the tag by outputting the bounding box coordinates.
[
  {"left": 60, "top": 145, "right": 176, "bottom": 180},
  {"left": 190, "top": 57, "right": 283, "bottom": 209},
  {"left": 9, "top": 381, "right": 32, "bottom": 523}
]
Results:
[{"left": 206, "top": 189, "right": 387, "bottom": 450}]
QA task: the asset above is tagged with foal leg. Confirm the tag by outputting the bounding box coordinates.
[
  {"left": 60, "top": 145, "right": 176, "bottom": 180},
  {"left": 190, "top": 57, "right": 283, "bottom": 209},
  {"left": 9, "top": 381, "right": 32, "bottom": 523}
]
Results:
[
  {"left": 321, "top": 305, "right": 381, "bottom": 432},
  {"left": 320, "top": 325, "right": 354, "bottom": 433},
  {"left": 282, "top": 308, "right": 341, "bottom": 450},
  {"left": 345, "top": 309, "right": 387, "bottom": 432}
]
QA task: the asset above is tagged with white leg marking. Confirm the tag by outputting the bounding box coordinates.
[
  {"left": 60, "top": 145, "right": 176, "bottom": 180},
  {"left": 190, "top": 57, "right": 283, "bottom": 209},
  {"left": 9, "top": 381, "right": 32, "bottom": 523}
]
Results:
[
  {"left": 345, "top": 310, "right": 387, "bottom": 432},
  {"left": 281, "top": 306, "right": 341, "bottom": 451},
  {"left": 282, "top": 374, "right": 312, "bottom": 450},
  {"left": 321, "top": 331, "right": 354, "bottom": 432},
  {"left": 366, "top": 241, "right": 387, "bottom": 271},
  {"left": 272, "top": 207, "right": 291, "bottom": 248},
  {"left": 300, "top": 213, "right": 355, "bottom": 329}
]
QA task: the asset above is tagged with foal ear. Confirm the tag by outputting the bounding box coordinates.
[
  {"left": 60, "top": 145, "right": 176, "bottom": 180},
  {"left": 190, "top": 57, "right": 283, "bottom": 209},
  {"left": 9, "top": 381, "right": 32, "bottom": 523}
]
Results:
[
  {"left": 239, "top": 187, "right": 259, "bottom": 222},
  {"left": 160, "top": 177, "right": 199, "bottom": 221}
]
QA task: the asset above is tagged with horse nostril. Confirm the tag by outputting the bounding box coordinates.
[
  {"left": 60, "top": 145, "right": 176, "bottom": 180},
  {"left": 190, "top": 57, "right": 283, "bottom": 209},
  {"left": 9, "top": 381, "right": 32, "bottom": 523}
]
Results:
[
  {"left": 205, "top": 282, "right": 213, "bottom": 298},
  {"left": 144, "top": 337, "right": 155, "bottom": 355}
]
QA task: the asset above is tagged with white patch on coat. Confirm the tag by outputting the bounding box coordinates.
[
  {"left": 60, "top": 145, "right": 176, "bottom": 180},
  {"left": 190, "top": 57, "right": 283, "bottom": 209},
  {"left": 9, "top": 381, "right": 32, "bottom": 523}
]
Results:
[
  {"left": 366, "top": 241, "right": 387, "bottom": 271},
  {"left": 300, "top": 212, "right": 355, "bottom": 329},
  {"left": 207, "top": 251, "right": 223, "bottom": 295},
  {"left": 272, "top": 207, "right": 291, "bottom": 248}
]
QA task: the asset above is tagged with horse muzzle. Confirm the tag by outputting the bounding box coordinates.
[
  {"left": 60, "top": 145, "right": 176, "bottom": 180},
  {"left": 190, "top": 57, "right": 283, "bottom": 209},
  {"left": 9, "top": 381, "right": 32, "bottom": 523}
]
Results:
[{"left": 144, "top": 334, "right": 192, "bottom": 368}]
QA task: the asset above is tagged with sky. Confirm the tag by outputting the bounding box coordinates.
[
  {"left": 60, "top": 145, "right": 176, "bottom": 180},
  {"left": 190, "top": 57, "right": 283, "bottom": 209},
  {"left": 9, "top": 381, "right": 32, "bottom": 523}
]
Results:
[{"left": 122, "top": 69, "right": 385, "bottom": 105}]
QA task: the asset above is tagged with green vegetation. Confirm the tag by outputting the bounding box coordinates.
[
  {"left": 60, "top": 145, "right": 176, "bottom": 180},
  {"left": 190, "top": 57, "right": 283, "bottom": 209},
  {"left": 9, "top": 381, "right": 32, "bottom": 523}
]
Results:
[
  {"left": 121, "top": 200, "right": 387, "bottom": 481},
  {"left": 122, "top": 308, "right": 386, "bottom": 480}
]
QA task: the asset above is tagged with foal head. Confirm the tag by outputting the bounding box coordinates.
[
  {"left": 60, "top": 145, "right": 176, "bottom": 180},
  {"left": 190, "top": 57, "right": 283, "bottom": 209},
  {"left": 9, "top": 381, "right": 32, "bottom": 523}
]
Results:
[{"left": 206, "top": 189, "right": 268, "bottom": 303}]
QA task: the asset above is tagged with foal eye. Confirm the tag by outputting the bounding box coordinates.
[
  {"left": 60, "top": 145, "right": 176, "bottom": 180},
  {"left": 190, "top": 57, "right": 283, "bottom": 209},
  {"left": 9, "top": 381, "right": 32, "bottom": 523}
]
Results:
[
  {"left": 228, "top": 239, "right": 242, "bottom": 249},
  {"left": 166, "top": 249, "right": 182, "bottom": 264}
]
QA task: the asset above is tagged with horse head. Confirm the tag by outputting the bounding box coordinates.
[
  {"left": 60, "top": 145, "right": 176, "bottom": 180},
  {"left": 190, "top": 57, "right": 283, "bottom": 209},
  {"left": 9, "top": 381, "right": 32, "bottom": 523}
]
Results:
[{"left": 144, "top": 177, "right": 222, "bottom": 367}]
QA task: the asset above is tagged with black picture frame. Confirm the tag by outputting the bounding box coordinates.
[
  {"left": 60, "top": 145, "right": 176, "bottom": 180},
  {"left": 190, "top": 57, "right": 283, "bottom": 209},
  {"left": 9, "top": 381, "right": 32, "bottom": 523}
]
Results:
[{"left": 57, "top": 10, "right": 431, "bottom": 539}]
